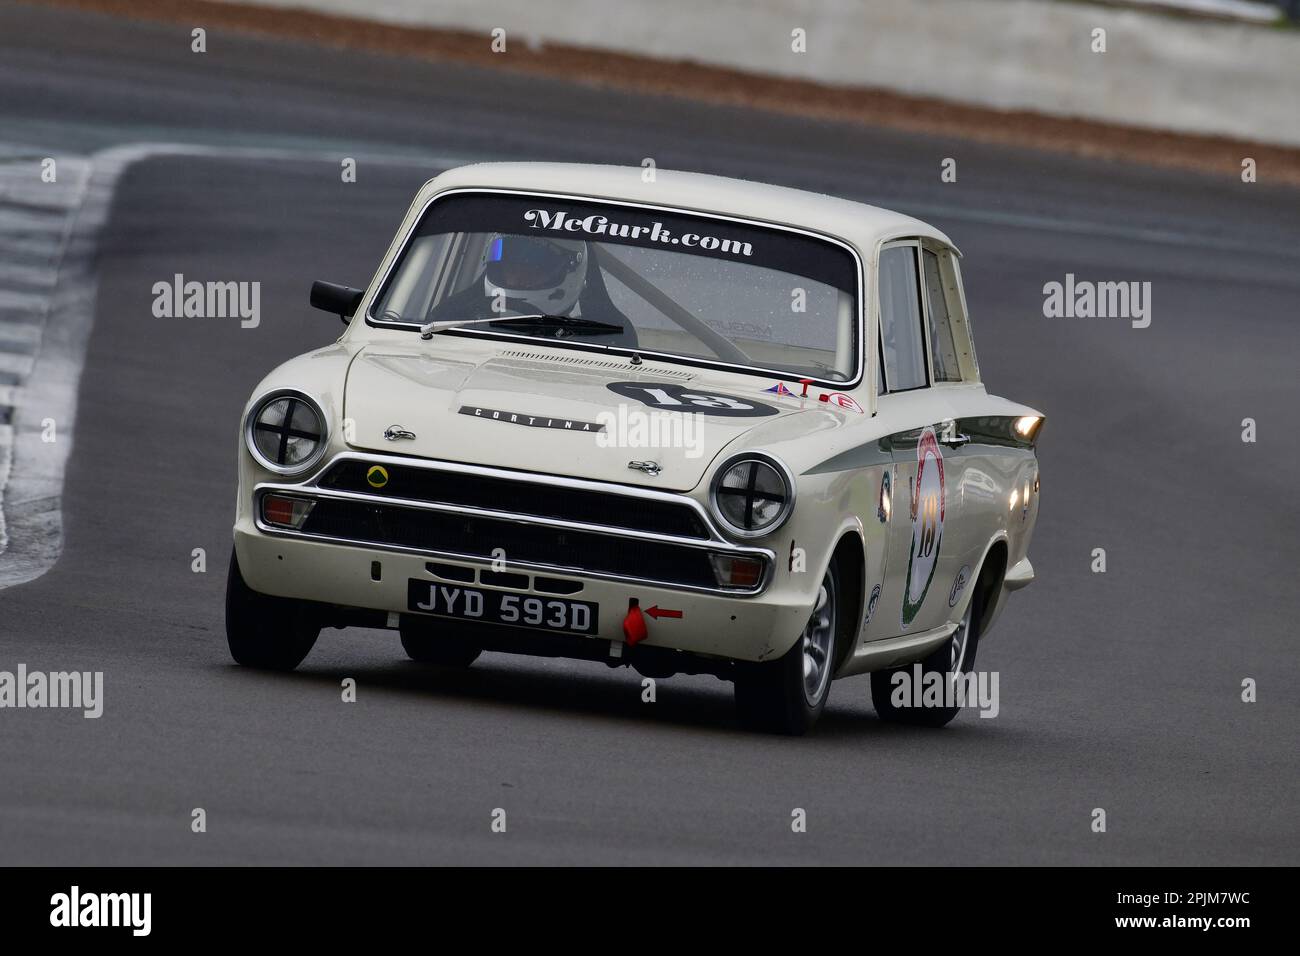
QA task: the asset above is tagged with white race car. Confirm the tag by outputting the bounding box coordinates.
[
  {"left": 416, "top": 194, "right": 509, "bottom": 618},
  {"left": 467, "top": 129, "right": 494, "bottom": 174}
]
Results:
[{"left": 228, "top": 162, "right": 1042, "bottom": 734}]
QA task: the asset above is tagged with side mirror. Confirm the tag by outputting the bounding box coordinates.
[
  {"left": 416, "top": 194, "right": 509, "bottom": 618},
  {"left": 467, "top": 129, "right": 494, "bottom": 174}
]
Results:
[{"left": 310, "top": 281, "right": 364, "bottom": 324}]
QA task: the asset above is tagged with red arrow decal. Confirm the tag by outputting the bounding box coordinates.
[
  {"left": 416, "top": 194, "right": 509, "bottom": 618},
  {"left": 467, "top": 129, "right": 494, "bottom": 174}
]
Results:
[{"left": 645, "top": 606, "right": 683, "bottom": 620}]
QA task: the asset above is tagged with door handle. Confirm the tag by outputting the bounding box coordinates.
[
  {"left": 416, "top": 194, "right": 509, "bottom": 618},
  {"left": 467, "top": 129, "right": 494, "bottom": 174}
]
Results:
[{"left": 939, "top": 422, "right": 970, "bottom": 447}]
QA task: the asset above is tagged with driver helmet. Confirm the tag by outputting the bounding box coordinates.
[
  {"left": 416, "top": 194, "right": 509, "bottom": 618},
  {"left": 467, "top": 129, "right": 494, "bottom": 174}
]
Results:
[{"left": 483, "top": 234, "right": 588, "bottom": 314}]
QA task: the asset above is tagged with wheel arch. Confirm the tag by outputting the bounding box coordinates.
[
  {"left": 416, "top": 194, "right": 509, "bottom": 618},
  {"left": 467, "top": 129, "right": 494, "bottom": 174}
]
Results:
[
  {"left": 971, "top": 535, "right": 1009, "bottom": 637},
  {"left": 828, "top": 528, "right": 866, "bottom": 671}
]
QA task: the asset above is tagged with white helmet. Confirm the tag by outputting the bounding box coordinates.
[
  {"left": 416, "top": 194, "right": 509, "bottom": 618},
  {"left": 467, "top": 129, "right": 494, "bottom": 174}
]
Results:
[{"left": 483, "top": 235, "right": 588, "bottom": 314}]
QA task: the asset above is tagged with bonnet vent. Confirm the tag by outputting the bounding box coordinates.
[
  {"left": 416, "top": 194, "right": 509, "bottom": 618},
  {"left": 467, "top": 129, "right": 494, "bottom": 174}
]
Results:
[{"left": 497, "top": 350, "right": 696, "bottom": 379}]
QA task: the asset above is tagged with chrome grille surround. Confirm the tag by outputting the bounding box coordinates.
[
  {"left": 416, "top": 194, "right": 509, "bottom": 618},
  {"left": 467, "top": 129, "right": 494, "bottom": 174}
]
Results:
[{"left": 253, "top": 452, "right": 775, "bottom": 596}]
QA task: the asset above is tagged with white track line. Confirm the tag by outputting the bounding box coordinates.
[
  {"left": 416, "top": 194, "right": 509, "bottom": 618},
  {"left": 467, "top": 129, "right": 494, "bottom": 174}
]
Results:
[
  {"left": 0, "top": 142, "right": 470, "bottom": 589},
  {"left": 0, "top": 151, "right": 91, "bottom": 582}
]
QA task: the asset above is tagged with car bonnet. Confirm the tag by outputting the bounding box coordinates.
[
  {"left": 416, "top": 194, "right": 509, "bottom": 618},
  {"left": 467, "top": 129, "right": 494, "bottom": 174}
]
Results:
[{"left": 340, "top": 342, "right": 825, "bottom": 491}]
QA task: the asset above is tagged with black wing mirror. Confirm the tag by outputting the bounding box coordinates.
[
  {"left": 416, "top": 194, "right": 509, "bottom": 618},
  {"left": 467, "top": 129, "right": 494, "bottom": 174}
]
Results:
[{"left": 310, "top": 281, "right": 364, "bottom": 324}]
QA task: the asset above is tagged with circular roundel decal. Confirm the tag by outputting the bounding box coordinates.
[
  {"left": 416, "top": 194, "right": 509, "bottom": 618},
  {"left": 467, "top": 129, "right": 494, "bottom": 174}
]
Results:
[
  {"left": 606, "top": 382, "right": 778, "bottom": 417},
  {"left": 902, "top": 426, "right": 945, "bottom": 628},
  {"left": 366, "top": 465, "right": 389, "bottom": 489},
  {"left": 864, "top": 583, "right": 882, "bottom": 625},
  {"left": 948, "top": 564, "right": 971, "bottom": 608}
]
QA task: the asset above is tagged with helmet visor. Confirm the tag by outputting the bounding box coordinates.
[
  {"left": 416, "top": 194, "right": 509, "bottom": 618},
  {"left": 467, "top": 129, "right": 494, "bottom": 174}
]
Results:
[{"left": 484, "top": 236, "right": 581, "bottom": 291}]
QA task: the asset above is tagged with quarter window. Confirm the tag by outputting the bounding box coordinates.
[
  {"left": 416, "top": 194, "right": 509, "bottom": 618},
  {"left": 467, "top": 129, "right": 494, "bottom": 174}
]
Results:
[
  {"left": 923, "top": 249, "right": 961, "bottom": 382},
  {"left": 921, "top": 246, "right": 977, "bottom": 383},
  {"left": 878, "top": 245, "right": 927, "bottom": 391}
]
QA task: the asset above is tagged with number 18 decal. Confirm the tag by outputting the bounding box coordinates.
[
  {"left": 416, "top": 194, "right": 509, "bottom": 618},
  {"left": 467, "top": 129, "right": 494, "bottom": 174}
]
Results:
[
  {"left": 902, "top": 425, "right": 945, "bottom": 628},
  {"left": 606, "top": 382, "right": 778, "bottom": 417}
]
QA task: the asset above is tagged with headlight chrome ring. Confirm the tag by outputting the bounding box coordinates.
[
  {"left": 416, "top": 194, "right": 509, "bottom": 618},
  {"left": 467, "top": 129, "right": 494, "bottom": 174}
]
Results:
[
  {"left": 244, "top": 389, "right": 329, "bottom": 476},
  {"left": 709, "top": 452, "right": 795, "bottom": 538}
]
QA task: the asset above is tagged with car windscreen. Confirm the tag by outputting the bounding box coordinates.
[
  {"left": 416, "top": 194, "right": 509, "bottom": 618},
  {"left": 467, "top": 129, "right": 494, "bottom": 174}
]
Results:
[{"left": 369, "top": 192, "right": 861, "bottom": 383}]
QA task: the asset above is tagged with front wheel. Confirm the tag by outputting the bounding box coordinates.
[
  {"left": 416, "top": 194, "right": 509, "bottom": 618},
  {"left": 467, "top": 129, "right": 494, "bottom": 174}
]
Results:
[
  {"left": 734, "top": 559, "right": 843, "bottom": 735},
  {"left": 225, "top": 548, "right": 320, "bottom": 670}
]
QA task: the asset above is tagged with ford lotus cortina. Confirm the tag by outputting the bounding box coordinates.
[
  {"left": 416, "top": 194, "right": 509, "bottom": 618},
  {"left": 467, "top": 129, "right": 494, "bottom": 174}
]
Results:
[{"left": 228, "top": 163, "right": 1042, "bottom": 734}]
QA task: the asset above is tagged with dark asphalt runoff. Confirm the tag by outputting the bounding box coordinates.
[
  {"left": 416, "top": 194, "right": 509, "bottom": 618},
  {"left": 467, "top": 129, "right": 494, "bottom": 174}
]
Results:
[{"left": 0, "top": 1, "right": 1296, "bottom": 864}]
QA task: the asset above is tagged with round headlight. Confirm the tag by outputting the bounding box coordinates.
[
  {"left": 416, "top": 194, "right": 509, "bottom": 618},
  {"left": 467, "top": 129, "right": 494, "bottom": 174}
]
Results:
[
  {"left": 244, "top": 390, "right": 328, "bottom": 475},
  {"left": 709, "top": 453, "right": 794, "bottom": 538}
]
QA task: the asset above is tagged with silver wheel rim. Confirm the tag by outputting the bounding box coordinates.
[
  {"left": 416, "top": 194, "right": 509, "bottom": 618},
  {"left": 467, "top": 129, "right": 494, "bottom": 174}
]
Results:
[
  {"left": 801, "top": 571, "right": 836, "bottom": 706},
  {"left": 949, "top": 602, "right": 973, "bottom": 676}
]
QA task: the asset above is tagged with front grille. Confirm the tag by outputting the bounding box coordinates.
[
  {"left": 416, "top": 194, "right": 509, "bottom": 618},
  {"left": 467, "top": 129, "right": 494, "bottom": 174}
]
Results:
[
  {"left": 318, "top": 460, "right": 709, "bottom": 539},
  {"left": 298, "top": 497, "right": 724, "bottom": 589}
]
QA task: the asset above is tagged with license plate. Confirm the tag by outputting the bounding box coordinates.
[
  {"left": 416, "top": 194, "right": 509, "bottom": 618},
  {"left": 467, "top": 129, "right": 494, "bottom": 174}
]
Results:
[{"left": 406, "top": 580, "right": 599, "bottom": 635}]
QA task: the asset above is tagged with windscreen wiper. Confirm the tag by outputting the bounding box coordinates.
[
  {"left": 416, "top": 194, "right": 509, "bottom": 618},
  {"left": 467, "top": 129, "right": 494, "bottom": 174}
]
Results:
[{"left": 420, "top": 313, "right": 624, "bottom": 339}]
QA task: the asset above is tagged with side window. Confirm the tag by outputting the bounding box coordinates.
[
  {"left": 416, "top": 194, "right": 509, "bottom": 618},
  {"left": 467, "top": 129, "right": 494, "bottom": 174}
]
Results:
[
  {"left": 878, "top": 245, "right": 927, "bottom": 391},
  {"left": 921, "top": 246, "right": 977, "bottom": 383},
  {"left": 922, "top": 249, "right": 960, "bottom": 382}
]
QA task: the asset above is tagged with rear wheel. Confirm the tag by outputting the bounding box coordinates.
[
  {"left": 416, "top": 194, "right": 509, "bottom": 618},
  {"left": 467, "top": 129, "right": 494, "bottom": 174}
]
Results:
[
  {"left": 871, "top": 586, "right": 981, "bottom": 727},
  {"left": 225, "top": 548, "right": 320, "bottom": 670},
  {"left": 734, "top": 559, "right": 843, "bottom": 735},
  {"left": 399, "top": 616, "right": 482, "bottom": 667}
]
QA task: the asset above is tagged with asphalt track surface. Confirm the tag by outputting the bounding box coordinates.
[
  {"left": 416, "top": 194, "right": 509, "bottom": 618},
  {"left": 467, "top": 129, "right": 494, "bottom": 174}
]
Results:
[{"left": 0, "top": 2, "right": 1297, "bottom": 865}]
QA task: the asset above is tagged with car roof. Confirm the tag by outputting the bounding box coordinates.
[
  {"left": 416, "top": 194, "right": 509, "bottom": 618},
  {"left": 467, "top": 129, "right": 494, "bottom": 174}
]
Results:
[{"left": 418, "top": 162, "right": 957, "bottom": 256}]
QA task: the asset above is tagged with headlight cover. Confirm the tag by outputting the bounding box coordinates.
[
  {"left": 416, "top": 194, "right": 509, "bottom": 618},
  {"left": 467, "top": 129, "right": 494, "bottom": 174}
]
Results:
[
  {"left": 709, "top": 453, "right": 794, "bottom": 538},
  {"left": 244, "top": 390, "right": 328, "bottom": 476}
]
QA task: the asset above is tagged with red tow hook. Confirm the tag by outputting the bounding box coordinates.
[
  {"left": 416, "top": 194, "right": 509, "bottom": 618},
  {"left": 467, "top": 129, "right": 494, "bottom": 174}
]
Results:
[{"left": 623, "top": 598, "right": 648, "bottom": 646}]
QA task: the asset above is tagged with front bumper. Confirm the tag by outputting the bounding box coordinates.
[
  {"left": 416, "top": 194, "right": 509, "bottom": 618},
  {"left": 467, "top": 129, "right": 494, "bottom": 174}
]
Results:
[
  {"left": 1004, "top": 556, "right": 1034, "bottom": 591},
  {"left": 234, "top": 526, "right": 810, "bottom": 663},
  {"left": 234, "top": 451, "right": 824, "bottom": 662}
]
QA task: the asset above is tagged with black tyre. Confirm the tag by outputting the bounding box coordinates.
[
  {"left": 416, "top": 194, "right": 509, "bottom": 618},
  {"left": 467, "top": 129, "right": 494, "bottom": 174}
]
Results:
[
  {"left": 399, "top": 616, "right": 482, "bottom": 667},
  {"left": 225, "top": 548, "right": 320, "bottom": 670},
  {"left": 734, "top": 558, "right": 844, "bottom": 735},
  {"left": 870, "top": 582, "right": 982, "bottom": 727}
]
